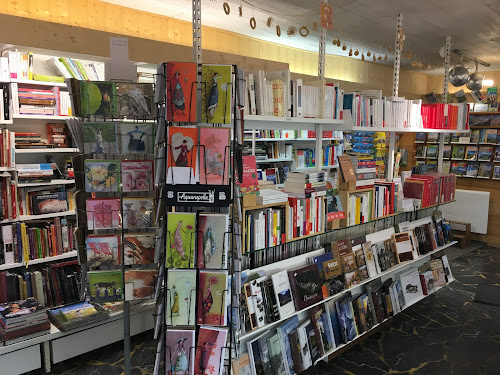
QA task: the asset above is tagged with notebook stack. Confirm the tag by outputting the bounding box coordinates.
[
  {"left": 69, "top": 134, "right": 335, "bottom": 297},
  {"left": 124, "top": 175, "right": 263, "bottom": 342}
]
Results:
[{"left": 0, "top": 298, "right": 50, "bottom": 344}]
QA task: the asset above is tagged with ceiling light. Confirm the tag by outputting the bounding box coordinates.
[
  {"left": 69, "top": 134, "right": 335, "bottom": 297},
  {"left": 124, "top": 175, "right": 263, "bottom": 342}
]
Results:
[{"left": 483, "top": 79, "right": 494, "bottom": 86}]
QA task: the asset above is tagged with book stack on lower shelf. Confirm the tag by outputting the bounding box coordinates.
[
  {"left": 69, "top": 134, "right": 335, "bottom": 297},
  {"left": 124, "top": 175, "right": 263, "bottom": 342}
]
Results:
[{"left": 235, "top": 211, "right": 456, "bottom": 374}]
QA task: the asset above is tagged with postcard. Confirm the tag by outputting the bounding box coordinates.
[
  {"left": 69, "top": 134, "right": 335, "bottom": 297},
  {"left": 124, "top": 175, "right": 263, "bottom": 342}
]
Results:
[
  {"left": 123, "top": 233, "right": 155, "bottom": 265},
  {"left": 199, "top": 127, "right": 231, "bottom": 185},
  {"left": 86, "top": 198, "right": 121, "bottom": 230},
  {"left": 122, "top": 197, "right": 155, "bottom": 229},
  {"left": 85, "top": 159, "right": 121, "bottom": 192},
  {"left": 201, "top": 64, "right": 233, "bottom": 124},
  {"left": 119, "top": 122, "right": 154, "bottom": 154},
  {"left": 166, "top": 269, "right": 197, "bottom": 326},
  {"left": 85, "top": 234, "right": 121, "bottom": 268},
  {"left": 82, "top": 122, "right": 118, "bottom": 154},
  {"left": 197, "top": 213, "right": 229, "bottom": 269},
  {"left": 167, "top": 212, "right": 197, "bottom": 268},
  {"left": 121, "top": 160, "right": 154, "bottom": 192},
  {"left": 124, "top": 269, "right": 158, "bottom": 300},
  {"left": 167, "top": 126, "right": 199, "bottom": 184}
]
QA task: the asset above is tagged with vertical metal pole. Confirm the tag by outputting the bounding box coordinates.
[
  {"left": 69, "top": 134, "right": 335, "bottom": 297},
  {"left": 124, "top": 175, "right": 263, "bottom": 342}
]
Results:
[
  {"left": 318, "top": 1, "right": 327, "bottom": 80},
  {"left": 392, "top": 14, "right": 403, "bottom": 97},
  {"left": 442, "top": 36, "right": 452, "bottom": 103},
  {"left": 124, "top": 301, "right": 131, "bottom": 375},
  {"left": 437, "top": 133, "right": 445, "bottom": 173},
  {"left": 252, "top": 130, "right": 256, "bottom": 156},
  {"left": 317, "top": 1, "right": 327, "bottom": 172},
  {"left": 193, "top": 0, "right": 202, "bottom": 64}
]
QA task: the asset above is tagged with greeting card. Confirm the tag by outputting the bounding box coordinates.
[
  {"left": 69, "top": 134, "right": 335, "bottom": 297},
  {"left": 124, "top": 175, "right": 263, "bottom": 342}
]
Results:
[
  {"left": 88, "top": 270, "right": 123, "bottom": 303},
  {"left": 83, "top": 122, "right": 118, "bottom": 154},
  {"left": 115, "top": 83, "right": 155, "bottom": 117},
  {"left": 166, "top": 62, "right": 198, "bottom": 122},
  {"left": 194, "top": 326, "right": 228, "bottom": 375},
  {"left": 197, "top": 213, "right": 229, "bottom": 269},
  {"left": 201, "top": 64, "right": 233, "bottom": 124},
  {"left": 86, "top": 198, "right": 121, "bottom": 230},
  {"left": 85, "top": 234, "right": 121, "bottom": 268},
  {"left": 121, "top": 160, "right": 154, "bottom": 192},
  {"left": 167, "top": 269, "right": 197, "bottom": 326},
  {"left": 167, "top": 126, "right": 199, "bottom": 184},
  {"left": 167, "top": 212, "right": 196, "bottom": 268},
  {"left": 166, "top": 329, "right": 196, "bottom": 375},
  {"left": 80, "top": 81, "right": 117, "bottom": 116},
  {"left": 124, "top": 269, "right": 158, "bottom": 300},
  {"left": 123, "top": 233, "right": 155, "bottom": 265},
  {"left": 122, "top": 197, "right": 154, "bottom": 229},
  {"left": 85, "top": 160, "right": 121, "bottom": 192},
  {"left": 199, "top": 127, "right": 231, "bottom": 185},
  {"left": 197, "top": 270, "right": 228, "bottom": 326},
  {"left": 118, "top": 122, "right": 154, "bottom": 154}
]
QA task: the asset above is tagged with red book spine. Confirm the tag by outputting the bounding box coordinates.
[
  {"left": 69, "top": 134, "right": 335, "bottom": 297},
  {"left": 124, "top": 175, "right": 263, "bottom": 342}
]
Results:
[{"left": 10, "top": 181, "right": 16, "bottom": 219}]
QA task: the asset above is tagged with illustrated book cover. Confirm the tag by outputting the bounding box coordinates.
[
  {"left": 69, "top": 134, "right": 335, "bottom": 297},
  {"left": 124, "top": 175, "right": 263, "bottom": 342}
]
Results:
[{"left": 288, "top": 264, "right": 323, "bottom": 311}]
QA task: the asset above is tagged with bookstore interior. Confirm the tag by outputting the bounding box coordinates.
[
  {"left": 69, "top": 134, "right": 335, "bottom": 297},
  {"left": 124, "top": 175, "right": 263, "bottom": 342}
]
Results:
[{"left": 0, "top": 1, "right": 499, "bottom": 375}]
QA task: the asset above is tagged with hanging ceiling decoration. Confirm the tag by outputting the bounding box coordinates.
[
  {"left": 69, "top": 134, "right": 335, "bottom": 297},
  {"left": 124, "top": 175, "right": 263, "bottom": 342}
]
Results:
[
  {"left": 239, "top": 5, "right": 242, "bottom": 17},
  {"left": 267, "top": 16, "right": 273, "bottom": 28},
  {"left": 287, "top": 26, "right": 297, "bottom": 37},
  {"left": 299, "top": 26, "right": 309, "bottom": 37},
  {"left": 223, "top": 2, "right": 230, "bottom": 15},
  {"left": 276, "top": 25, "right": 281, "bottom": 37}
]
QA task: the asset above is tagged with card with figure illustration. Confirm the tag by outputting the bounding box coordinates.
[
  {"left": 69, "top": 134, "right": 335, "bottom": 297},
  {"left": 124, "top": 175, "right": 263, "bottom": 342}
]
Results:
[
  {"left": 165, "top": 328, "right": 196, "bottom": 375},
  {"left": 123, "top": 233, "right": 155, "bottom": 265},
  {"left": 85, "top": 160, "right": 121, "bottom": 192},
  {"left": 115, "top": 82, "right": 155, "bottom": 117},
  {"left": 86, "top": 234, "right": 121, "bottom": 268},
  {"left": 194, "top": 326, "right": 228, "bottom": 375},
  {"left": 80, "top": 81, "right": 117, "bottom": 116},
  {"left": 167, "top": 212, "right": 196, "bottom": 268},
  {"left": 86, "top": 198, "right": 121, "bottom": 230},
  {"left": 166, "top": 269, "right": 197, "bottom": 326},
  {"left": 197, "top": 270, "right": 228, "bottom": 326},
  {"left": 88, "top": 270, "right": 123, "bottom": 303},
  {"left": 167, "top": 126, "right": 199, "bottom": 184},
  {"left": 121, "top": 160, "right": 154, "bottom": 192},
  {"left": 83, "top": 122, "right": 119, "bottom": 154},
  {"left": 118, "top": 122, "right": 154, "bottom": 154},
  {"left": 124, "top": 269, "right": 158, "bottom": 300},
  {"left": 122, "top": 197, "right": 154, "bottom": 229},
  {"left": 199, "top": 127, "right": 231, "bottom": 185},
  {"left": 166, "top": 62, "right": 198, "bottom": 122},
  {"left": 201, "top": 64, "right": 233, "bottom": 123},
  {"left": 197, "top": 213, "right": 229, "bottom": 269}
]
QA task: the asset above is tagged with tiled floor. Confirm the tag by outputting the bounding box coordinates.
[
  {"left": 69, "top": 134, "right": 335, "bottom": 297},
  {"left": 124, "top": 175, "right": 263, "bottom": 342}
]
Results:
[{"left": 33, "top": 242, "right": 499, "bottom": 375}]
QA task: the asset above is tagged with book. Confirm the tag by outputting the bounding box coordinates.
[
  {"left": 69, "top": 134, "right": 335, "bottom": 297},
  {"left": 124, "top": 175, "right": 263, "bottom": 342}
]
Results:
[
  {"left": 85, "top": 234, "right": 120, "bottom": 268},
  {"left": 415, "top": 145, "right": 427, "bottom": 158},
  {"left": 288, "top": 264, "right": 323, "bottom": 311},
  {"left": 487, "top": 87, "right": 498, "bottom": 111},
  {"left": 166, "top": 62, "right": 198, "bottom": 122},
  {"left": 86, "top": 198, "right": 121, "bottom": 230},
  {"left": 465, "top": 146, "right": 478, "bottom": 161},
  {"left": 426, "top": 144, "right": 438, "bottom": 158},
  {"left": 165, "top": 328, "right": 196, "bottom": 375},
  {"left": 271, "top": 270, "right": 295, "bottom": 319},
  {"left": 166, "top": 212, "right": 196, "bottom": 268},
  {"left": 83, "top": 122, "right": 118, "bottom": 154},
  {"left": 296, "top": 320, "right": 313, "bottom": 370},
  {"left": 31, "top": 192, "right": 68, "bottom": 215},
  {"left": 194, "top": 326, "right": 228, "bottom": 375},
  {"left": 122, "top": 197, "right": 154, "bottom": 229},
  {"left": 466, "top": 163, "right": 479, "bottom": 177},
  {"left": 201, "top": 64, "right": 233, "bottom": 123},
  {"left": 441, "top": 255, "right": 453, "bottom": 282},
  {"left": 199, "top": 127, "right": 231, "bottom": 185},
  {"left": 478, "top": 146, "right": 493, "bottom": 161},
  {"left": 84, "top": 159, "right": 121, "bottom": 192},
  {"left": 338, "top": 155, "right": 356, "bottom": 183},
  {"left": 166, "top": 269, "right": 197, "bottom": 326},
  {"left": 494, "top": 165, "right": 500, "bottom": 179},
  {"left": 197, "top": 270, "right": 228, "bottom": 326},
  {"left": 121, "top": 160, "right": 154, "bottom": 192},
  {"left": 325, "top": 180, "right": 345, "bottom": 221},
  {"left": 277, "top": 315, "right": 300, "bottom": 375},
  {"left": 0, "top": 298, "right": 45, "bottom": 324},
  {"left": 362, "top": 241, "right": 378, "bottom": 278},
  {"left": 197, "top": 213, "right": 229, "bottom": 269},
  {"left": 115, "top": 82, "right": 154, "bottom": 116},
  {"left": 335, "top": 293, "right": 357, "bottom": 343},
  {"left": 398, "top": 268, "right": 424, "bottom": 306},
  {"left": 167, "top": 126, "right": 199, "bottom": 184},
  {"left": 494, "top": 146, "right": 500, "bottom": 162},
  {"left": 124, "top": 269, "right": 158, "bottom": 300},
  {"left": 478, "top": 163, "right": 492, "bottom": 178},
  {"left": 119, "top": 122, "right": 154, "bottom": 155},
  {"left": 123, "top": 233, "right": 155, "bottom": 265},
  {"left": 48, "top": 301, "right": 108, "bottom": 331},
  {"left": 268, "top": 333, "right": 287, "bottom": 375},
  {"left": 80, "top": 81, "right": 117, "bottom": 116},
  {"left": 393, "top": 232, "right": 414, "bottom": 262},
  {"left": 238, "top": 155, "right": 260, "bottom": 195},
  {"left": 88, "top": 270, "right": 123, "bottom": 303},
  {"left": 470, "top": 129, "right": 480, "bottom": 144},
  {"left": 232, "top": 354, "right": 252, "bottom": 375},
  {"left": 451, "top": 145, "right": 465, "bottom": 159}
]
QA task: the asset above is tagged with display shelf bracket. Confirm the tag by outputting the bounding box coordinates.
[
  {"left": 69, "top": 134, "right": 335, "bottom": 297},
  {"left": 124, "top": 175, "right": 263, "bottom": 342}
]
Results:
[
  {"left": 318, "top": 0, "right": 328, "bottom": 80},
  {"left": 392, "top": 13, "right": 403, "bottom": 97},
  {"left": 443, "top": 36, "right": 452, "bottom": 104}
]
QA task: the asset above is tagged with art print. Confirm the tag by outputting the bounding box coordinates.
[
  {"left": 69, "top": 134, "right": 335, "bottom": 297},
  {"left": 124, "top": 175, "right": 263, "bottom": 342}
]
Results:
[
  {"left": 85, "top": 160, "right": 121, "bottom": 192},
  {"left": 201, "top": 64, "right": 232, "bottom": 123},
  {"left": 121, "top": 160, "right": 154, "bottom": 192},
  {"left": 167, "top": 126, "right": 199, "bottom": 184},
  {"left": 167, "top": 212, "right": 196, "bottom": 268},
  {"left": 122, "top": 197, "right": 154, "bottom": 229},
  {"left": 86, "top": 198, "right": 121, "bottom": 230}
]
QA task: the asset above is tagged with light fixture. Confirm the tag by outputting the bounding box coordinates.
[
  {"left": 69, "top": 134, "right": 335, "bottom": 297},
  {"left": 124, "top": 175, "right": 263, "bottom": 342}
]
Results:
[{"left": 483, "top": 79, "right": 494, "bottom": 86}]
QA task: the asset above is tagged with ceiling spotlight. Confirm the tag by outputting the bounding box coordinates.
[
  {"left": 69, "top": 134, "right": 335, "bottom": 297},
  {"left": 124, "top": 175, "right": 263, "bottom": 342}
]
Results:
[{"left": 483, "top": 79, "right": 494, "bottom": 86}]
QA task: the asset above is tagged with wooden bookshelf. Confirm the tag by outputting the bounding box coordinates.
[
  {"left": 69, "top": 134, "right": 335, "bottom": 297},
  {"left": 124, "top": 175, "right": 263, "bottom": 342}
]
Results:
[{"left": 338, "top": 187, "right": 376, "bottom": 228}]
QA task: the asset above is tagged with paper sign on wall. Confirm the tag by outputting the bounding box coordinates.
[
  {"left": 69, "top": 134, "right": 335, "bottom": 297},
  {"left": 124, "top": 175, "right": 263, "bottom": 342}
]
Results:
[{"left": 108, "top": 37, "right": 137, "bottom": 81}]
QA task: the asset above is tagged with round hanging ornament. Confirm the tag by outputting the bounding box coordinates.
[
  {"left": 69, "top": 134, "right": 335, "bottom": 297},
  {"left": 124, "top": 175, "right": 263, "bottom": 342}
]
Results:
[
  {"left": 223, "top": 2, "right": 230, "bottom": 15},
  {"left": 250, "top": 17, "right": 256, "bottom": 30},
  {"left": 276, "top": 25, "right": 281, "bottom": 37},
  {"left": 299, "top": 26, "right": 309, "bottom": 37}
]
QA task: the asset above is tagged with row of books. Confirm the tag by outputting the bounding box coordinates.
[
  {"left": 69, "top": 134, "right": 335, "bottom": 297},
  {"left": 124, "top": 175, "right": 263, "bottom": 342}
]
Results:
[
  {"left": 0, "top": 297, "right": 50, "bottom": 345},
  {"left": 252, "top": 142, "right": 294, "bottom": 161},
  {"left": 349, "top": 154, "right": 377, "bottom": 188},
  {"left": 48, "top": 56, "right": 105, "bottom": 81},
  {"left": 292, "top": 144, "right": 343, "bottom": 169},
  {"left": 0, "top": 129, "right": 15, "bottom": 167},
  {"left": 288, "top": 196, "right": 325, "bottom": 238},
  {"left": 246, "top": 70, "right": 344, "bottom": 119},
  {"left": 11, "top": 84, "right": 71, "bottom": 116},
  {"left": 0, "top": 261, "right": 80, "bottom": 307},
  {"left": 346, "top": 190, "right": 373, "bottom": 226},
  {"left": 0, "top": 84, "right": 10, "bottom": 120},
  {"left": 0, "top": 174, "right": 17, "bottom": 221},
  {"left": 244, "top": 205, "right": 287, "bottom": 252},
  {"left": 403, "top": 173, "right": 456, "bottom": 208},
  {"left": 416, "top": 129, "right": 499, "bottom": 144},
  {"left": 20, "top": 188, "right": 73, "bottom": 216},
  {"left": 244, "top": 130, "right": 342, "bottom": 140},
  {"left": 0, "top": 218, "right": 75, "bottom": 265},
  {"left": 443, "top": 161, "right": 499, "bottom": 179},
  {"left": 416, "top": 144, "right": 500, "bottom": 162},
  {"left": 421, "top": 103, "right": 469, "bottom": 130}
]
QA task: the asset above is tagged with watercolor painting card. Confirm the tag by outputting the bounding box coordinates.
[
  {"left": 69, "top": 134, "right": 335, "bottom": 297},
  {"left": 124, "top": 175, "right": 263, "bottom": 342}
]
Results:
[
  {"left": 167, "top": 126, "right": 199, "bottom": 184},
  {"left": 165, "top": 328, "right": 196, "bottom": 375},
  {"left": 199, "top": 127, "right": 231, "bottom": 185},
  {"left": 88, "top": 270, "right": 123, "bottom": 303},
  {"left": 82, "top": 122, "right": 119, "bottom": 154},
  {"left": 85, "top": 234, "right": 121, "bottom": 268},
  {"left": 197, "top": 213, "right": 229, "bottom": 269},
  {"left": 166, "top": 269, "right": 197, "bottom": 326},
  {"left": 122, "top": 197, "right": 155, "bottom": 229},
  {"left": 166, "top": 62, "right": 198, "bottom": 122},
  {"left": 201, "top": 64, "right": 233, "bottom": 124},
  {"left": 197, "top": 270, "right": 228, "bottom": 326},
  {"left": 85, "top": 159, "right": 121, "bottom": 193},
  {"left": 115, "top": 82, "right": 155, "bottom": 117},
  {"left": 121, "top": 160, "right": 154, "bottom": 192},
  {"left": 118, "top": 122, "right": 154, "bottom": 155},
  {"left": 194, "top": 326, "right": 228, "bottom": 375},
  {"left": 86, "top": 198, "right": 121, "bottom": 230},
  {"left": 167, "top": 212, "right": 197, "bottom": 268},
  {"left": 124, "top": 269, "right": 158, "bottom": 300},
  {"left": 123, "top": 233, "right": 155, "bottom": 265}
]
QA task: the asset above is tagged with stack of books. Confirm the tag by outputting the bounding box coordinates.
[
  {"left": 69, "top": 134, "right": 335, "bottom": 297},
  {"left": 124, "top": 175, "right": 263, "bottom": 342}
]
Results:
[
  {"left": 0, "top": 129, "right": 15, "bottom": 167},
  {"left": 48, "top": 301, "right": 109, "bottom": 332},
  {"left": 17, "top": 87, "right": 56, "bottom": 116},
  {"left": 349, "top": 154, "right": 377, "bottom": 189},
  {"left": 256, "top": 189, "right": 288, "bottom": 205},
  {"left": 0, "top": 298, "right": 50, "bottom": 344},
  {"left": 16, "top": 163, "right": 54, "bottom": 183},
  {"left": 15, "top": 132, "right": 53, "bottom": 149},
  {"left": 48, "top": 56, "right": 104, "bottom": 81}
]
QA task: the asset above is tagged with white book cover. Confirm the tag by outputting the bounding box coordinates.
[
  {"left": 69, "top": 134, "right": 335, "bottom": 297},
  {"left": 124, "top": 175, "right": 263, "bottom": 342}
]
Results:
[
  {"left": 266, "top": 70, "right": 291, "bottom": 116},
  {"left": 0, "top": 57, "right": 9, "bottom": 81},
  {"left": 249, "top": 276, "right": 266, "bottom": 328},
  {"left": 295, "top": 79, "right": 303, "bottom": 117},
  {"left": 248, "top": 73, "right": 257, "bottom": 115},
  {"left": 362, "top": 241, "right": 378, "bottom": 278},
  {"left": 33, "top": 271, "right": 45, "bottom": 305},
  {"left": 296, "top": 320, "right": 313, "bottom": 370},
  {"left": 1, "top": 225, "right": 14, "bottom": 264},
  {"left": 399, "top": 268, "right": 424, "bottom": 306},
  {"left": 271, "top": 270, "right": 295, "bottom": 319},
  {"left": 441, "top": 255, "right": 453, "bottom": 281}
]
